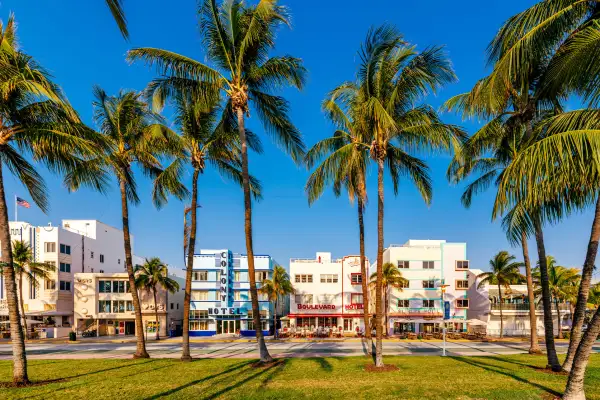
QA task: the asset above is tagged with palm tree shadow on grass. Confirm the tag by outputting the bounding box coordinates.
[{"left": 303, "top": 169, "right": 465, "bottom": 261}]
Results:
[
  {"left": 449, "top": 357, "right": 561, "bottom": 397},
  {"left": 485, "top": 355, "right": 539, "bottom": 369},
  {"left": 202, "top": 361, "right": 283, "bottom": 400},
  {"left": 313, "top": 357, "right": 332, "bottom": 372}
]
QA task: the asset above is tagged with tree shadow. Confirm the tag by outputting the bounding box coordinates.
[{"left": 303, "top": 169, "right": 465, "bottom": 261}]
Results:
[
  {"left": 450, "top": 357, "right": 561, "bottom": 397},
  {"left": 144, "top": 360, "right": 252, "bottom": 399},
  {"left": 259, "top": 359, "right": 288, "bottom": 389},
  {"left": 202, "top": 362, "right": 279, "bottom": 399},
  {"left": 313, "top": 357, "right": 332, "bottom": 372},
  {"left": 485, "top": 355, "right": 539, "bottom": 369},
  {"left": 66, "top": 359, "right": 156, "bottom": 379}
]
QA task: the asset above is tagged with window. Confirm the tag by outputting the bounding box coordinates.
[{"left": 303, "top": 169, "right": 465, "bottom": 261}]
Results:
[
  {"left": 456, "top": 299, "right": 469, "bottom": 308},
  {"left": 456, "top": 260, "right": 469, "bottom": 270},
  {"left": 397, "top": 260, "right": 409, "bottom": 269},
  {"left": 234, "top": 271, "right": 241, "bottom": 281},
  {"left": 112, "top": 300, "right": 126, "bottom": 313},
  {"left": 398, "top": 280, "right": 409, "bottom": 289},
  {"left": 59, "top": 244, "right": 71, "bottom": 255},
  {"left": 234, "top": 291, "right": 246, "bottom": 301},
  {"left": 126, "top": 301, "right": 134, "bottom": 312},
  {"left": 423, "top": 299, "right": 435, "bottom": 308},
  {"left": 59, "top": 262, "right": 71, "bottom": 273},
  {"left": 190, "top": 310, "right": 208, "bottom": 319},
  {"left": 422, "top": 280, "right": 435, "bottom": 289},
  {"left": 90, "top": 251, "right": 94, "bottom": 259},
  {"left": 45, "top": 279, "right": 56, "bottom": 290},
  {"left": 422, "top": 261, "right": 435, "bottom": 269},
  {"left": 294, "top": 274, "right": 313, "bottom": 283},
  {"left": 118, "top": 259, "right": 120, "bottom": 265},
  {"left": 398, "top": 299, "right": 410, "bottom": 308},
  {"left": 193, "top": 271, "right": 208, "bottom": 281},
  {"left": 112, "top": 280, "right": 126, "bottom": 293},
  {"left": 170, "top": 303, "right": 174, "bottom": 310},
  {"left": 351, "top": 273, "right": 362, "bottom": 285},
  {"left": 456, "top": 280, "right": 469, "bottom": 289},
  {"left": 189, "top": 320, "right": 210, "bottom": 331},
  {"left": 44, "top": 242, "right": 56, "bottom": 253},
  {"left": 99, "top": 300, "right": 111, "bottom": 313},
  {"left": 351, "top": 293, "right": 363, "bottom": 305},
  {"left": 255, "top": 271, "right": 268, "bottom": 282},
  {"left": 190, "top": 310, "right": 210, "bottom": 330},
  {"left": 100, "top": 254, "right": 105, "bottom": 263},
  {"left": 191, "top": 290, "right": 209, "bottom": 301},
  {"left": 59, "top": 281, "right": 71, "bottom": 291},
  {"left": 177, "top": 303, "right": 179, "bottom": 310},
  {"left": 320, "top": 274, "right": 338, "bottom": 283}
]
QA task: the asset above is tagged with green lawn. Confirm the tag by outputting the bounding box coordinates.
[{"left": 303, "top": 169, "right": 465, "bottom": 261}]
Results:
[{"left": 1, "top": 355, "right": 599, "bottom": 399}]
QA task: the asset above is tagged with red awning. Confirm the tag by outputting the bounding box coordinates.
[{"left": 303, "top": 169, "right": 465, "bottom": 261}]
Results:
[{"left": 287, "top": 314, "right": 344, "bottom": 318}]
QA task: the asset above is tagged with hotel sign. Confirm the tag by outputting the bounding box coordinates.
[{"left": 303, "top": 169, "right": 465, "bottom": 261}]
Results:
[
  {"left": 219, "top": 251, "right": 228, "bottom": 303},
  {"left": 344, "top": 304, "right": 363, "bottom": 310},
  {"left": 297, "top": 304, "right": 336, "bottom": 310},
  {"left": 208, "top": 307, "right": 241, "bottom": 315}
]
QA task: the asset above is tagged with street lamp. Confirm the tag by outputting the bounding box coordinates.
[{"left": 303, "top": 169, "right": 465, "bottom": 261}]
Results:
[{"left": 440, "top": 284, "right": 450, "bottom": 357}]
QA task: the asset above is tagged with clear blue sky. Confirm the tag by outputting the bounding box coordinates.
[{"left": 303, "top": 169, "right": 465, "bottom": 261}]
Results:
[{"left": 1, "top": 0, "right": 594, "bottom": 275}]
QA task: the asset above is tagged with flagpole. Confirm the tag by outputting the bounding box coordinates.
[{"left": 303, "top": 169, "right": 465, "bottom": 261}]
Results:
[{"left": 14, "top": 195, "right": 17, "bottom": 222}]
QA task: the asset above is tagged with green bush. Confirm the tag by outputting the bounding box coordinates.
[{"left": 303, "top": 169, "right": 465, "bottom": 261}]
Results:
[
  {"left": 69, "top": 331, "right": 76, "bottom": 341},
  {"left": 563, "top": 331, "right": 570, "bottom": 340}
]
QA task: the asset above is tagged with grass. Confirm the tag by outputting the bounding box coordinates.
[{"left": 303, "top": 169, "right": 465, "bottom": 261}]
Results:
[{"left": 0, "top": 354, "right": 599, "bottom": 399}]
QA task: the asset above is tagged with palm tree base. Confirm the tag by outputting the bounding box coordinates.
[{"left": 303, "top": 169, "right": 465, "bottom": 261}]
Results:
[
  {"left": 528, "top": 348, "right": 543, "bottom": 355},
  {"left": 132, "top": 352, "right": 150, "bottom": 359},
  {"left": 180, "top": 355, "right": 193, "bottom": 362},
  {"left": 11, "top": 378, "right": 31, "bottom": 386}
]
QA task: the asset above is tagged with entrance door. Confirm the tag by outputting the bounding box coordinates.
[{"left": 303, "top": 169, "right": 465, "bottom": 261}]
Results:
[{"left": 217, "top": 320, "right": 235, "bottom": 334}]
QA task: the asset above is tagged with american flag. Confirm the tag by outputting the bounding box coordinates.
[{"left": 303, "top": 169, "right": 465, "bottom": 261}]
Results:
[{"left": 16, "top": 197, "right": 30, "bottom": 208}]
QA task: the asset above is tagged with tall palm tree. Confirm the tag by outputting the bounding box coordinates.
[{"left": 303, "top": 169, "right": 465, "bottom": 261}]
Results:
[
  {"left": 333, "top": 25, "right": 461, "bottom": 367},
  {"left": 305, "top": 92, "right": 371, "bottom": 345},
  {"left": 533, "top": 256, "right": 580, "bottom": 339},
  {"left": 147, "top": 83, "right": 262, "bottom": 360},
  {"left": 105, "top": 0, "right": 128, "bottom": 39},
  {"left": 0, "top": 15, "right": 98, "bottom": 384},
  {"left": 258, "top": 264, "right": 294, "bottom": 339},
  {"left": 12, "top": 241, "right": 55, "bottom": 337},
  {"left": 134, "top": 258, "right": 180, "bottom": 340},
  {"left": 65, "top": 87, "right": 186, "bottom": 358},
  {"left": 369, "top": 263, "right": 408, "bottom": 336},
  {"left": 127, "top": 0, "right": 306, "bottom": 363},
  {"left": 477, "top": 251, "right": 525, "bottom": 338}
]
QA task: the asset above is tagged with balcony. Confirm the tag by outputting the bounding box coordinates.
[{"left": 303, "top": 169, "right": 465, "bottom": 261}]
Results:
[{"left": 491, "top": 303, "right": 570, "bottom": 311}]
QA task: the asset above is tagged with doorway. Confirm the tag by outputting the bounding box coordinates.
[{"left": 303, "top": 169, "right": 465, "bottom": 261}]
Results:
[
  {"left": 217, "top": 320, "right": 239, "bottom": 334},
  {"left": 125, "top": 321, "right": 135, "bottom": 335}
]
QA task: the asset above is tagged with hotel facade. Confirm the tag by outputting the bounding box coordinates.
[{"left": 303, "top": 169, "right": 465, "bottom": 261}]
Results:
[
  {"left": 373, "top": 240, "right": 471, "bottom": 335},
  {"left": 187, "top": 249, "right": 274, "bottom": 337},
  {"left": 288, "top": 252, "right": 369, "bottom": 333}
]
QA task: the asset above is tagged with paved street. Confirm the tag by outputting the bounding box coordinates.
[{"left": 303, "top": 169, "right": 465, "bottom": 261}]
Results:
[{"left": 1, "top": 339, "right": 598, "bottom": 359}]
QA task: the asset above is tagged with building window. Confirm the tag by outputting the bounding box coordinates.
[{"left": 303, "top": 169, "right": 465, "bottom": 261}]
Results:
[
  {"left": 99, "top": 300, "right": 111, "bottom": 313},
  {"left": 177, "top": 303, "right": 179, "bottom": 310},
  {"left": 90, "top": 251, "right": 94, "bottom": 259},
  {"left": 422, "top": 261, "right": 435, "bottom": 269},
  {"left": 59, "top": 244, "right": 71, "bottom": 255},
  {"left": 191, "top": 290, "right": 209, "bottom": 301},
  {"left": 126, "top": 301, "right": 134, "bottom": 312},
  {"left": 456, "top": 299, "right": 469, "bottom": 308},
  {"left": 397, "top": 260, "right": 409, "bottom": 269},
  {"left": 189, "top": 320, "right": 209, "bottom": 330},
  {"left": 255, "top": 271, "right": 268, "bottom": 282},
  {"left": 112, "top": 280, "right": 126, "bottom": 293},
  {"left": 351, "top": 273, "right": 362, "bottom": 285},
  {"left": 423, "top": 299, "right": 435, "bottom": 308},
  {"left": 59, "top": 262, "right": 71, "bottom": 273},
  {"left": 193, "top": 271, "right": 208, "bottom": 281},
  {"left": 294, "top": 274, "right": 313, "bottom": 283},
  {"left": 456, "top": 260, "right": 469, "bottom": 270},
  {"left": 351, "top": 293, "right": 363, "bottom": 305},
  {"left": 234, "top": 271, "right": 241, "bottom": 281},
  {"left": 100, "top": 254, "right": 105, "bottom": 263},
  {"left": 191, "top": 310, "right": 209, "bottom": 319},
  {"left": 118, "top": 259, "right": 120, "bottom": 265},
  {"left": 234, "top": 291, "right": 246, "bottom": 301},
  {"left": 170, "top": 303, "right": 174, "bottom": 310},
  {"left": 398, "top": 299, "right": 409, "bottom": 308},
  {"left": 320, "top": 274, "right": 338, "bottom": 283},
  {"left": 422, "top": 280, "right": 435, "bottom": 289},
  {"left": 456, "top": 280, "right": 469, "bottom": 289},
  {"left": 44, "top": 242, "right": 56, "bottom": 253},
  {"left": 59, "top": 281, "right": 71, "bottom": 291},
  {"left": 99, "top": 280, "right": 111, "bottom": 293},
  {"left": 398, "top": 280, "right": 409, "bottom": 289},
  {"left": 45, "top": 279, "right": 56, "bottom": 290}
]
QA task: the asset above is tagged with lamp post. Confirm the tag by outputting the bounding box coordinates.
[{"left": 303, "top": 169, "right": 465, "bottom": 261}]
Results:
[{"left": 440, "top": 284, "right": 450, "bottom": 357}]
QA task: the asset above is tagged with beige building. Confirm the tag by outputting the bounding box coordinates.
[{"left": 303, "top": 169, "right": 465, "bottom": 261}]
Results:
[{"left": 73, "top": 272, "right": 184, "bottom": 337}]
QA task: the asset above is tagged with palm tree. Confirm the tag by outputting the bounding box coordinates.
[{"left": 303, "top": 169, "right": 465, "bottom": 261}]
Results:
[
  {"left": 0, "top": 15, "right": 98, "bottom": 384},
  {"left": 134, "top": 258, "right": 180, "bottom": 340},
  {"left": 147, "top": 83, "right": 262, "bottom": 360},
  {"left": 12, "top": 241, "right": 55, "bottom": 337},
  {"left": 477, "top": 251, "right": 525, "bottom": 338},
  {"left": 369, "top": 263, "right": 408, "bottom": 336},
  {"left": 588, "top": 284, "right": 600, "bottom": 308},
  {"left": 127, "top": 0, "right": 306, "bottom": 363},
  {"left": 65, "top": 87, "right": 186, "bottom": 358},
  {"left": 258, "top": 265, "right": 294, "bottom": 339},
  {"left": 533, "top": 256, "right": 580, "bottom": 339},
  {"left": 105, "top": 0, "right": 128, "bottom": 39},
  {"left": 331, "top": 25, "right": 461, "bottom": 367},
  {"left": 305, "top": 92, "right": 371, "bottom": 345}
]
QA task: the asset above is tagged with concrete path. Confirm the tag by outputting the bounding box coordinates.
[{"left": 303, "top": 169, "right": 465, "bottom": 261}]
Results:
[{"left": 1, "top": 340, "right": 598, "bottom": 359}]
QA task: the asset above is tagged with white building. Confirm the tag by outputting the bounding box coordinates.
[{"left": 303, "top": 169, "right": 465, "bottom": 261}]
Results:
[
  {"left": 288, "top": 252, "right": 369, "bottom": 333},
  {"left": 0, "top": 219, "right": 134, "bottom": 336},
  {"left": 371, "top": 240, "right": 471, "bottom": 335}
]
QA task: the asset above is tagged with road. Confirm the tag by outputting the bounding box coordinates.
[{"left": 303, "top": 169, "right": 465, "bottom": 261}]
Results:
[{"left": 1, "top": 339, "right": 598, "bottom": 359}]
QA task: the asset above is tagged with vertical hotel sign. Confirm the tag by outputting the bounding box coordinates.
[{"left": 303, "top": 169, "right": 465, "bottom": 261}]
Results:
[{"left": 219, "top": 251, "right": 229, "bottom": 304}]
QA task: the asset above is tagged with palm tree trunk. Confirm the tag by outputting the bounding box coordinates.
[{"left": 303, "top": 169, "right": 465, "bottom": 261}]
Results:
[
  {"left": 563, "top": 305, "right": 600, "bottom": 400},
  {"left": 236, "top": 107, "right": 272, "bottom": 363},
  {"left": 375, "top": 157, "right": 384, "bottom": 367},
  {"left": 274, "top": 297, "right": 278, "bottom": 339},
  {"left": 18, "top": 273, "right": 27, "bottom": 338},
  {"left": 533, "top": 218, "right": 561, "bottom": 371},
  {"left": 498, "top": 283, "right": 504, "bottom": 339},
  {"left": 119, "top": 177, "right": 149, "bottom": 359},
  {"left": 181, "top": 169, "right": 199, "bottom": 361},
  {"left": 385, "top": 288, "right": 389, "bottom": 337},
  {"left": 556, "top": 298, "right": 562, "bottom": 339},
  {"left": 563, "top": 194, "right": 600, "bottom": 372},
  {"left": 0, "top": 165, "right": 28, "bottom": 384},
  {"left": 521, "top": 231, "right": 540, "bottom": 353},
  {"left": 357, "top": 197, "right": 371, "bottom": 346},
  {"left": 153, "top": 288, "right": 160, "bottom": 341}
]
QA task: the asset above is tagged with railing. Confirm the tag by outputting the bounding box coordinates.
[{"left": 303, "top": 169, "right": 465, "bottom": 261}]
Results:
[
  {"left": 289, "top": 258, "right": 342, "bottom": 263},
  {"left": 491, "top": 303, "right": 570, "bottom": 311}
]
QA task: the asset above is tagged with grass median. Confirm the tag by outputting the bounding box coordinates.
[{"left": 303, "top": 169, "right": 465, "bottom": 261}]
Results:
[{"left": 0, "top": 354, "right": 599, "bottom": 399}]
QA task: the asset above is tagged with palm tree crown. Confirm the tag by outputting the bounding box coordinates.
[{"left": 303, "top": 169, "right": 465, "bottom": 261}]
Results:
[{"left": 477, "top": 251, "right": 525, "bottom": 290}]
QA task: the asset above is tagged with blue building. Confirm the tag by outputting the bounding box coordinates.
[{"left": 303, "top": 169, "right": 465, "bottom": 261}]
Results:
[{"left": 188, "top": 249, "right": 273, "bottom": 337}]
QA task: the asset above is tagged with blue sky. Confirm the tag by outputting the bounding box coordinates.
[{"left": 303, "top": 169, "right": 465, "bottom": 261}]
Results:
[{"left": 1, "top": 0, "right": 594, "bottom": 275}]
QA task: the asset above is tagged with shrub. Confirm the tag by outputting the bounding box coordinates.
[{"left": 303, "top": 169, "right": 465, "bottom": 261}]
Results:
[{"left": 69, "top": 331, "right": 76, "bottom": 341}]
